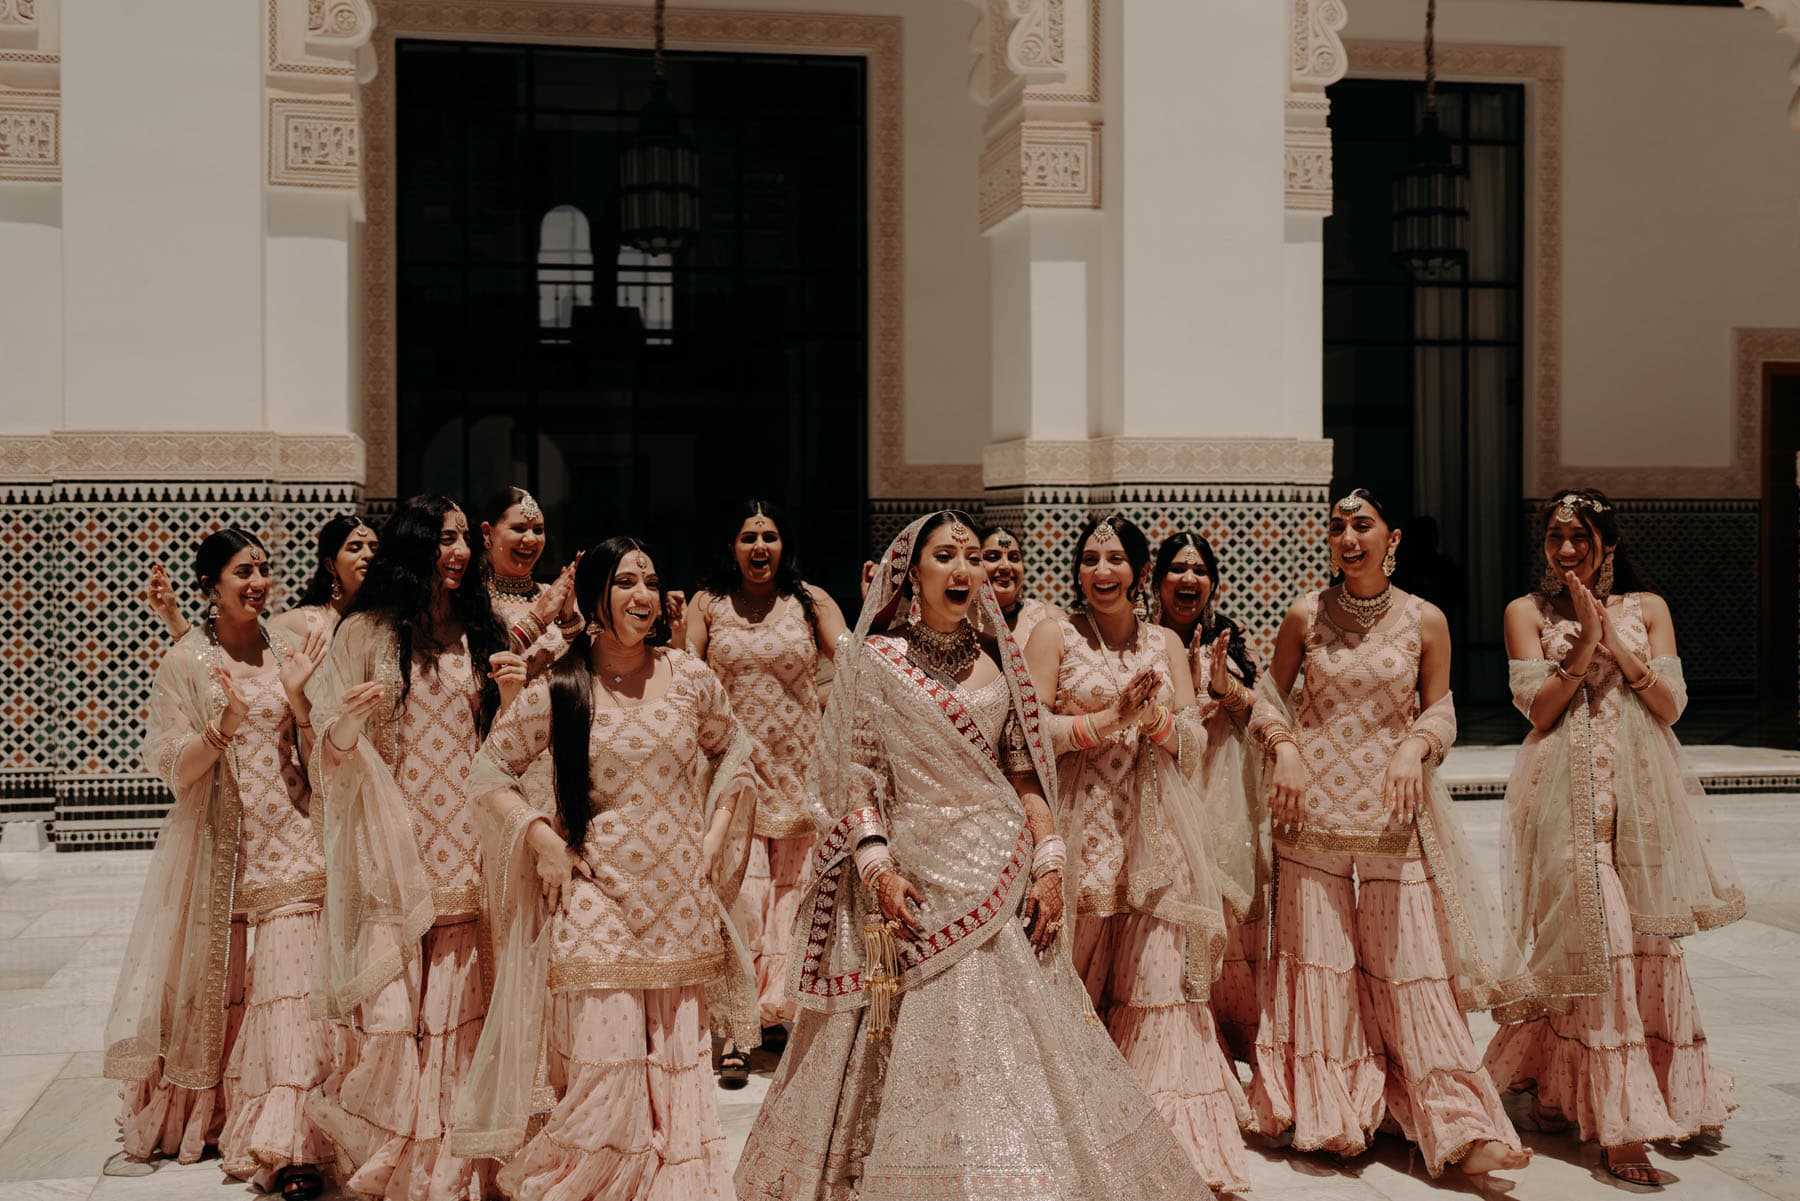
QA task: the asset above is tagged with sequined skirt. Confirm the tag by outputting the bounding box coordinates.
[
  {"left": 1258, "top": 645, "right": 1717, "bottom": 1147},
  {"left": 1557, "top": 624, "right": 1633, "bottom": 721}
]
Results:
[{"left": 733, "top": 914, "right": 1210, "bottom": 1201}]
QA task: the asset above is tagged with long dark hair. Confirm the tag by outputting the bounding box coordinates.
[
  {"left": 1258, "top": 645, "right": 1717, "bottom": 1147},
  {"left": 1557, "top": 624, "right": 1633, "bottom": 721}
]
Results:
[
  {"left": 195, "top": 528, "right": 267, "bottom": 595},
  {"left": 346, "top": 494, "right": 505, "bottom": 731},
  {"left": 1153, "top": 530, "right": 1257, "bottom": 686},
  {"left": 1068, "top": 512, "right": 1150, "bottom": 611},
  {"left": 700, "top": 498, "right": 819, "bottom": 637},
  {"left": 548, "top": 536, "right": 672, "bottom": 849},
  {"left": 294, "top": 514, "right": 369, "bottom": 609},
  {"left": 1535, "top": 486, "right": 1648, "bottom": 595}
]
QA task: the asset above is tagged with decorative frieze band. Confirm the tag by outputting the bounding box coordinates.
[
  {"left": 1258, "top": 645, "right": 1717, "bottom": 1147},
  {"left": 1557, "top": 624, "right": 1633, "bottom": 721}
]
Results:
[
  {"left": 1743, "top": 0, "right": 1800, "bottom": 131},
  {"left": 979, "top": 119, "right": 1101, "bottom": 231},
  {"left": 983, "top": 437, "right": 1336, "bottom": 489},
  {"left": 1285, "top": 0, "right": 1346, "bottom": 218},
  {"left": 0, "top": 431, "right": 366, "bottom": 484},
  {"left": 0, "top": 87, "right": 55, "bottom": 181},
  {"left": 267, "top": 96, "right": 359, "bottom": 188},
  {"left": 0, "top": 0, "right": 35, "bottom": 28}
]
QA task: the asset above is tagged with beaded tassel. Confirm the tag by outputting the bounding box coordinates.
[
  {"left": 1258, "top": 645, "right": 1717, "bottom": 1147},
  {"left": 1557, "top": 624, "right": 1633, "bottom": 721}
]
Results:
[{"left": 862, "top": 911, "right": 901, "bottom": 1041}]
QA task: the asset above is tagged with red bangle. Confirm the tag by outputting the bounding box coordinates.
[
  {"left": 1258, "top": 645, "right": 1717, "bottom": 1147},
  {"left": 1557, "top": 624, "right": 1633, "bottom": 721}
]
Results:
[{"left": 1147, "top": 709, "right": 1176, "bottom": 746}]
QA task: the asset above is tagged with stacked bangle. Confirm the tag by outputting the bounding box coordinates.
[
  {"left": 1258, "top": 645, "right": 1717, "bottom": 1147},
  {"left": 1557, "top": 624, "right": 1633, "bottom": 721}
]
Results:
[
  {"left": 555, "top": 610, "right": 583, "bottom": 635},
  {"left": 1554, "top": 660, "right": 1589, "bottom": 683},
  {"left": 1030, "top": 835, "right": 1067, "bottom": 881},
  {"left": 1263, "top": 729, "right": 1299, "bottom": 758},
  {"left": 1070, "top": 714, "right": 1101, "bottom": 751},
  {"left": 1628, "top": 669, "right": 1660, "bottom": 694},
  {"left": 1209, "top": 678, "right": 1253, "bottom": 714},
  {"left": 1144, "top": 706, "right": 1177, "bottom": 747},
  {"left": 510, "top": 612, "right": 547, "bottom": 650},
  {"left": 854, "top": 840, "right": 895, "bottom": 888},
  {"left": 202, "top": 722, "right": 232, "bottom": 751},
  {"left": 1408, "top": 729, "right": 1447, "bottom": 766}
]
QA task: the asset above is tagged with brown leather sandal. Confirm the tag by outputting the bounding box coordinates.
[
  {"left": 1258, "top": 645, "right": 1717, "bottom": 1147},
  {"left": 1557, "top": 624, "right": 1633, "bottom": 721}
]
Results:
[
  {"left": 717, "top": 1042, "right": 750, "bottom": 1090},
  {"left": 1602, "top": 1146, "right": 1669, "bottom": 1188},
  {"left": 278, "top": 1165, "right": 325, "bottom": 1200}
]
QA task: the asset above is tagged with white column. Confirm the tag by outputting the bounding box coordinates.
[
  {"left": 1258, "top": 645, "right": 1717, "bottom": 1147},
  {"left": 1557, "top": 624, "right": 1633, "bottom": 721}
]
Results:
[
  {"left": 1106, "top": 0, "right": 1293, "bottom": 438},
  {"left": 988, "top": 210, "right": 1102, "bottom": 443},
  {"left": 60, "top": 0, "right": 265, "bottom": 430},
  {"left": 266, "top": 190, "right": 356, "bottom": 435},
  {"left": 0, "top": 187, "right": 63, "bottom": 431}
]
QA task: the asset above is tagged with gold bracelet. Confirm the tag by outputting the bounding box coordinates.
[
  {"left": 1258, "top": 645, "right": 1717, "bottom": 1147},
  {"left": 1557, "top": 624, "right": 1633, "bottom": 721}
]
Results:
[
  {"left": 1407, "top": 729, "right": 1446, "bottom": 766},
  {"left": 1554, "top": 660, "right": 1589, "bottom": 683},
  {"left": 1263, "top": 730, "right": 1299, "bottom": 758},
  {"left": 202, "top": 722, "right": 232, "bottom": 751},
  {"left": 1628, "top": 669, "right": 1660, "bottom": 694}
]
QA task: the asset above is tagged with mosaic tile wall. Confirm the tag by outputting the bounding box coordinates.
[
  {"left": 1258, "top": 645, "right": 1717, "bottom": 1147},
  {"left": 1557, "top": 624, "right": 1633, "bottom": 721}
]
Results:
[
  {"left": 985, "top": 483, "right": 1335, "bottom": 663},
  {"left": 1522, "top": 498, "right": 1760, "bottom": 698},
  {"left": 0, "top": 482, "right": 362, "bottom": 849}
]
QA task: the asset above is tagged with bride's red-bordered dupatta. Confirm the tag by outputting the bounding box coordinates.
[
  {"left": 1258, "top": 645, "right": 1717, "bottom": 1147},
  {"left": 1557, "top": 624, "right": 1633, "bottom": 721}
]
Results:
[{"left": 786, "top": 512, "right": 1066, "bottom": 1017}]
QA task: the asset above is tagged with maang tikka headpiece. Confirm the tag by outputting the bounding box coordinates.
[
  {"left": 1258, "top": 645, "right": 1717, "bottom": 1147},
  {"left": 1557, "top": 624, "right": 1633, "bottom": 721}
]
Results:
[
  {"left": 516, "top": 491, "right": 542, "bottom": 522},
  {"left": 1334, "top": 494, "right": 1365, "bottom": 516},
  {"left": 1552, "top": 493, "right": 1609, "bottom": 525},
  {"left": 1090, "top": 519, "right": 1118, "bottom": 544}
]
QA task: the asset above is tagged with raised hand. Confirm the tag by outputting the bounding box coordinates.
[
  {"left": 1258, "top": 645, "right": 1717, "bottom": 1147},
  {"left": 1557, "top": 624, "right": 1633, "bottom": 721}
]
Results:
[
  {"left": 665, "top": 590, "right": 688, "bottom": 649},
  {"left": 530, "top": 561, "right": 579, "bottom": 628},
  {"left": 1113, "top": 666, "right": 1159, "bottom": 729},
  {"left": 1566, "top": 573, "right": 1604, "bottom": 651},
  {"left": 213, "top": 664, "right": 253, "bottom": 722},
  {"left": 488, "top": 651, "right": 529, "bottom": 711},
  {"left": 1207, "top": 629, "right": 1235, "bottom": 697},
  {"left": 325, "top": 680, "right": 386, "bottom": 753},
  {"left": 278, "top": 626, "right": 329, "bottom": 703}
]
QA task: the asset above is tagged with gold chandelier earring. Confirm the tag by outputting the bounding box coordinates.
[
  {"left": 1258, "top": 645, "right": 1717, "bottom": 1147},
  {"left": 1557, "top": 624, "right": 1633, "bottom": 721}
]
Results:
[
  {"left": 1540, "top": 562, "right": 1565, "bottom": 595},
  {"left": 1381, "top": 547, "right": 1397, "bottom": 578},
  {"left": 1595, "top": 550, "right": 1615, "bottom": 598}
]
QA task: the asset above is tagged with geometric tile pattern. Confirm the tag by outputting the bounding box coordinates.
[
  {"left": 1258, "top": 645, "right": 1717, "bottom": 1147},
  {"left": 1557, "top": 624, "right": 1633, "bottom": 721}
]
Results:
[
  {"left": 1522, "top": 497, "right": 1759, "bottom": 700},
  {"left": 0, "top": 481, "right": 361, "bottom": 850},
  {"left": 985, "top": 483, "right": 1334, "bottom": 664}
]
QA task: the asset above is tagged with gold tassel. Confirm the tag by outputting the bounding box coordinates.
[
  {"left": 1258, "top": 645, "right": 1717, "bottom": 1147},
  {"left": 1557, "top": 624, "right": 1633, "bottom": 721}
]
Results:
[{"left": 861, "top": 911, "right": 900, "bottom": 1041}]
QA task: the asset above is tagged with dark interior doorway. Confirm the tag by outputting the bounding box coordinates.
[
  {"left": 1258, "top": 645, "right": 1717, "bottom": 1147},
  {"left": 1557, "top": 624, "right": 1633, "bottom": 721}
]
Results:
[
  {"left": 1762, "top": 365, "right": 1800, "bottom": 744},
  {"left": 394, "top": 39, "right": 869, "bottom": 595},
  {"left": 1324, "top": 79, "right": 1527, "bottom": 704}
]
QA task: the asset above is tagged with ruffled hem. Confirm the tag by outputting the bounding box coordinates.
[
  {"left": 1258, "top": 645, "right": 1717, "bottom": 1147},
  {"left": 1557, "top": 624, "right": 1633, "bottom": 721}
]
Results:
[
  {"left": 1647, "top": 1034, "right": 1738, "bottom": 1138},
  {"left": 498, "top": 1133, "right": 731, "bottom": 1201},
  {"left": 219, "top": 1083, "right": 334, "bottom": 1183},
  {"left": 1484, "top": 1019, "right": 1689, "bottom": 1146},
  {"left": 119, "top": 1079, "right": 225, "bottom": 1165},
  {"left": 1382, "top": 1062, "right": 1522, "bottom": 1177},
  {"left": 1107, "top": 1002, "right": 1252, "bottom": 1193},
  {"left": 1248, "top": 1042, "right": 1386, "bottom": 1157}
]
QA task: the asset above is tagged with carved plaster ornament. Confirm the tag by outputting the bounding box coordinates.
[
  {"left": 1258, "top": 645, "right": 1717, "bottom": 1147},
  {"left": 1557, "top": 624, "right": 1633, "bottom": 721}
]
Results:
[{"left": 516, "top": 491, "right": 542, "bottom": 523}]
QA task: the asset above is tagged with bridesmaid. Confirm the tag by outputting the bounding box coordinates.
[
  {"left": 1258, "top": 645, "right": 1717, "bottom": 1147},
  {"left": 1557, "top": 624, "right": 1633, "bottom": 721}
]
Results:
[
  {"left": 689, "top": 499, "right": 846, "bottom": 1083},
  {"left": 1153, "top": 531, "right": 1265, "bottom": 1065},
  {"left": 146, "top": 515, "right": 379, "bottom": 642},
  {"left": 1247, "top": 488, "right": 1529, "bottom": 1178},
  {"left": 106, "top": 529, "right": 336, "bottom": 1200},
  {"left": 1024, "top": 513, "right": 1252, "bottom": 1193},
  {"left": 305, "top": 495, "right": 516, "bottom": 1201},
  {"left": 455, "top": 535, "right": 762, "bottom": 1199},
  {"left": 977, "top": 523, "right": 1063, "bottom": 647},
  {"left": 478, "top": 485, "right": 581, "bottom": 671},
  {"left": 1484, "top": 489, "right": 1744, "bottom": 1186}
]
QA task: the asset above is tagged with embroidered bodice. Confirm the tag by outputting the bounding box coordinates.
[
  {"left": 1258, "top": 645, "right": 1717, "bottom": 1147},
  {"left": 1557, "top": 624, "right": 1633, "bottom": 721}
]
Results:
[
  {"left": 230, "top": 670, "right": 325, "bottom": 915},
  {"left": 705, "top": 593, "right": 821, "bottom": 837},
  {"left": 1048, "top": 618, "right": 1175, "bottom": 912},
  {"left": 1294, "top": 592, "right": 1425, "bottom": 836},
  {"left": 1537, "top": 592, "right": 1651, "bottom": 840},
  {"left": 484, "top": 650, "right": 746, "bottom": 989},
  {"left": 397, "top": 637, "right": 484, "bottom": 916}
]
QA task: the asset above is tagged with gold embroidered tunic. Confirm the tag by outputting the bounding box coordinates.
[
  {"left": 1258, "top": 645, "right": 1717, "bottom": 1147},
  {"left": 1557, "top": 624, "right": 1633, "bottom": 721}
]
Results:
[
  {"left": 396, "top": 640, "right": 485, "bottom": 918},
  {"left": 481, "top": 650, "right": 754, "bottom": 990},
  {"left": 704, "top": 594, "right": 820, "bottom": 838},
  {"left": 231, "top": 670, "right": 326, "bottom": 915},
  {"left": 1293, "top": 592, "right": 1425, "bottom": 844}
]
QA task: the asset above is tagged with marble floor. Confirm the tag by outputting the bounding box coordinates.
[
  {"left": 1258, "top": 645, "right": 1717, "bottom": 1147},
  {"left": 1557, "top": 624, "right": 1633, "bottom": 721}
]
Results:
[{"left": 3, "top": 794, "right": 1799, "bottom": 1201}]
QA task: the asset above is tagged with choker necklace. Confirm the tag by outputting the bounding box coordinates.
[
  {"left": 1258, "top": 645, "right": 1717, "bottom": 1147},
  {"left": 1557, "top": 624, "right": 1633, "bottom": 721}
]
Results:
[
  {"left": 904, "top": 619, "right": 979, "bottom": 681},
  {"left": 1336, "top": 582, "right": 1393, "bottom": 631},
  {"left": 488, "top": 572, "right": 537, "bottom": 601}
]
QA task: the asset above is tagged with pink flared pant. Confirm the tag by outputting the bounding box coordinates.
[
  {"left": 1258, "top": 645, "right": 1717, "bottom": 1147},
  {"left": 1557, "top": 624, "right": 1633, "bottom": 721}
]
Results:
[
  {"left": 1248, "top": 844, "right": 1520, "bottom": 1177},
  {"left": 496, "top": 985, "right": 730, "bottom": 1200},
  {"left": 1074, "top": 911, "right": 1253, "bottom": 1193},
  {"left": 1213, "top": 905, "right": 1262, "bottom": 1064},
  {"left": 1483, "top": 844, "right": 1736, "bottom": 1146},
  {"left": 307, "top": 917, "right": 494, "bottom": 1201},
  {"left": 729, "top": 834, "right": 812, "bottom": 1029}
]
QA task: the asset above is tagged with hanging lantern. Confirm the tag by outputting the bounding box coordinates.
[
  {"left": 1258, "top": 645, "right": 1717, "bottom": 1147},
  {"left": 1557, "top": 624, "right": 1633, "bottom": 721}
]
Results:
[
  {"left": 619, "top": 0, "right": 702, "bottom": 255},
  {"left": 1392, "top": 0, "right": 1467, "bottom": 280}
]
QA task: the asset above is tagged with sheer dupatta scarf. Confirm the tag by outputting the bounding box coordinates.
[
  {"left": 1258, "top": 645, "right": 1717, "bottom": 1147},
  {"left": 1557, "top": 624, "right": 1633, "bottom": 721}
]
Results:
[
  {"left": 105, "top": 625, "right": 300, "bottom": 1088},
  {"left": 302, "top": 612, "right": 436, "bottom": 1024},
  {"left": 450, "top": 677, "right": 763, "bottom": 1159},
  {"left": 1247, "top": 672, "right": 1531, "bottom": 1012},
  {"left": 785, "top": 512, "right": 1066, "bottom": 1019},
  {"left": 1497, "top": 656, "right": 1745, "bottom": 1023}
]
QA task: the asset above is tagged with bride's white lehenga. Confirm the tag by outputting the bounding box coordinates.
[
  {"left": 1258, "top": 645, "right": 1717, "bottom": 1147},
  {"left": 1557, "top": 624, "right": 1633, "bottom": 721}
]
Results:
[{"left": 734, "top": 515, "right": 1207, "bottom": 1201}]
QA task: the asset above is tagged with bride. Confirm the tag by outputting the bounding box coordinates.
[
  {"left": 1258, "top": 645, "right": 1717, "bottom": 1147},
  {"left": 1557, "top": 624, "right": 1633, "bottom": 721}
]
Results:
[{"left": 734, "top": 510, "right": 1207, "bottom": 1201}]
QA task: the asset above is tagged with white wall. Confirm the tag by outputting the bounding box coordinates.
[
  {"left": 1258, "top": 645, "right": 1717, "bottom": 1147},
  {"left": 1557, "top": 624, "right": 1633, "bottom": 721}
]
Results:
[
  {"left": 1346, "top": 0, "right": 1800, "bottom": 484},
  {"left": 0, "top": 187, "right": 62, "bottom": 432}
]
